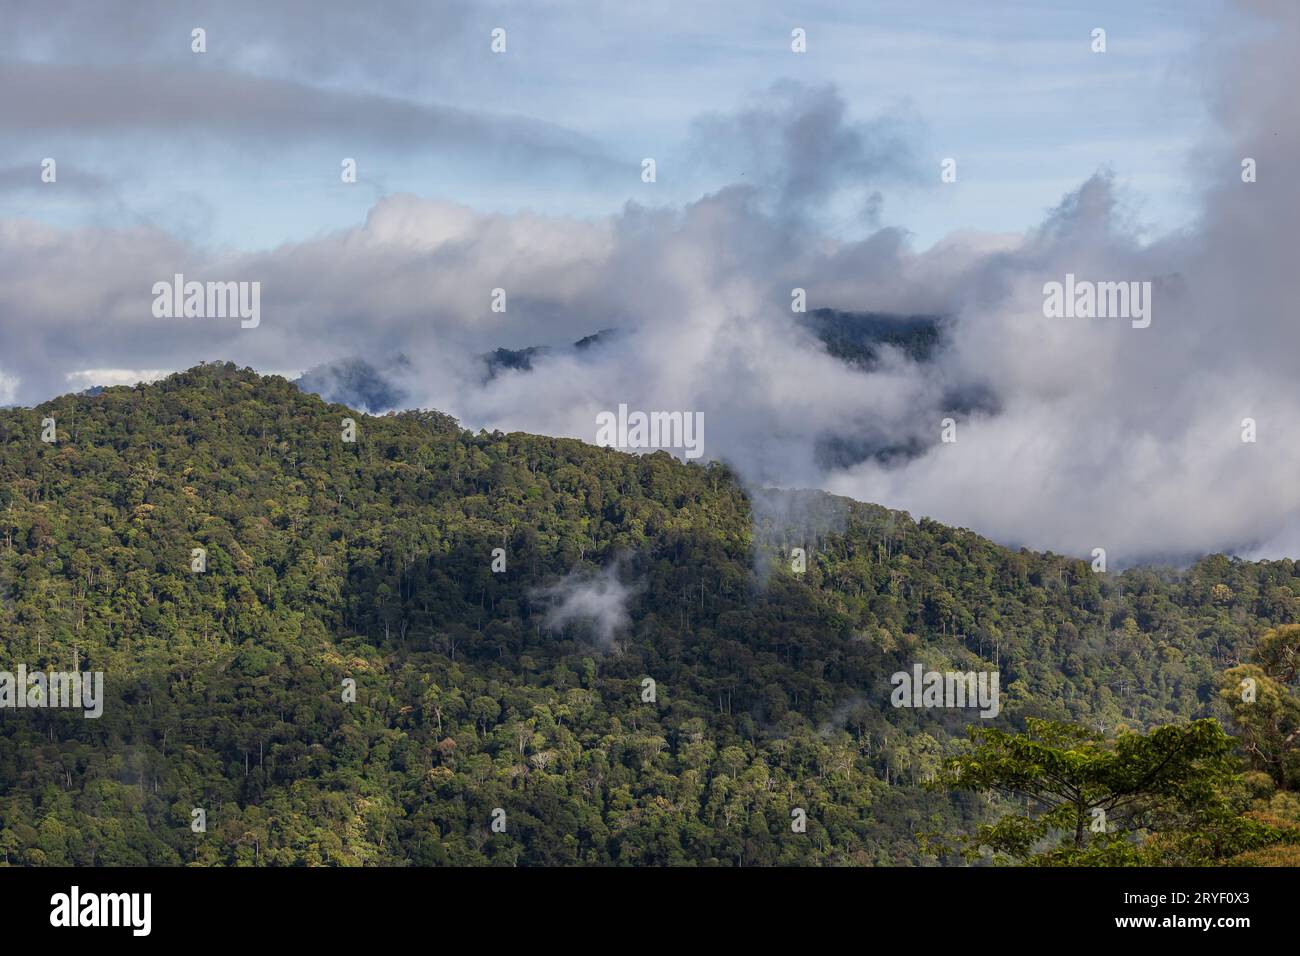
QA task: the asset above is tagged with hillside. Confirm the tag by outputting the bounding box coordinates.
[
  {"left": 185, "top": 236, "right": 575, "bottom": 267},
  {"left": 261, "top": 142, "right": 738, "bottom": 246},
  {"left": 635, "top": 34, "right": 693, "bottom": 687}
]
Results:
[{"left": 0, "top": 362, "right": 1295, "bottom": 865}]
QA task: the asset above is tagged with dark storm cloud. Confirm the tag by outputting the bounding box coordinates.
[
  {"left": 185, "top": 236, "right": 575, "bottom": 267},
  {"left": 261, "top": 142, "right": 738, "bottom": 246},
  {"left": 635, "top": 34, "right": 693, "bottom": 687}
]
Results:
[
  {"left": 0, "top": 62, "right": 617, "bottom": 174},
  {"left": 0, "top": 0, "right": 474, "bottom": 84}
]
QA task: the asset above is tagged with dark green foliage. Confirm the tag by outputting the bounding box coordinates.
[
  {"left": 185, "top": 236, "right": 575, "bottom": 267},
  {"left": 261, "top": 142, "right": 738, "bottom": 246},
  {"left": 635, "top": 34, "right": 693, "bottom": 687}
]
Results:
[
  {"left": 1219, "top": 624, "right": 1300, "bottom": 790},
  {"left": 933, "top": 718, "right": 1292, "bottom": 864},
  {"left": 801, "top": 308, "right": 944, "bottom": 368},
  {"left": 0, "top": 362, "right": 1296, "bottom": 865}
]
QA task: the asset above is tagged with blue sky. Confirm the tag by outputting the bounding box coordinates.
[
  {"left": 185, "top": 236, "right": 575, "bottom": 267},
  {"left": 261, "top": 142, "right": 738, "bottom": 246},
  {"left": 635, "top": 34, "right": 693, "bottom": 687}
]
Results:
[
  {"left": 8, "top": 0, "right": 1299, "bottom": 564},
  {"left": 2, "top": 0, "right": 1223, "bottom": 251}
]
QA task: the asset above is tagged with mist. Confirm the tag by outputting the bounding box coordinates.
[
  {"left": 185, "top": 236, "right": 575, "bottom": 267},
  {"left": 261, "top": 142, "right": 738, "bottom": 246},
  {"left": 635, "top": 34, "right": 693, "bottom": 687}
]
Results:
[{"left": 1, "top": 1, "right": 1295, "bottom": 565}]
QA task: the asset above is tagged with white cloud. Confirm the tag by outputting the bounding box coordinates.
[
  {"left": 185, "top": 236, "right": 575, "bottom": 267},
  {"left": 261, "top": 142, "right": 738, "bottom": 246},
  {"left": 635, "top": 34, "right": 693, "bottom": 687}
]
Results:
[
  {"left": 0, "top": 1, "right": 1294, "bottom": 565},
  {"left": 0, "top": 370, "right": 18, "bottom": 405},
  {"left": 65, "top": 368, "right": 172, "bottom": 389}
]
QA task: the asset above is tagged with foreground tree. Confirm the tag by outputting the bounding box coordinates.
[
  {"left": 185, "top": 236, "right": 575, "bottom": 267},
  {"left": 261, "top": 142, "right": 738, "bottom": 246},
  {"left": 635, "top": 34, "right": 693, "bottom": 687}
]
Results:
[
  {"left": 1220, "top": 624, "right": 1300, "bottom": 790},
  {"left": 933, "top": 718, "right": 1295, "bottom": 865}
]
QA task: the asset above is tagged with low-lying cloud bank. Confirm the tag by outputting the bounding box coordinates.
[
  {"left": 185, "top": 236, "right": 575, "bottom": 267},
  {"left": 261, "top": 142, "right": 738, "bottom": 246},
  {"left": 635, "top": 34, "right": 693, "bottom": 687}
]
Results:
[
  {"left": 532, "top": 562, "right": 638, "bottom": 649},
  {"left": 1, "top": 3, "right": 1296, "bottom": 565}
]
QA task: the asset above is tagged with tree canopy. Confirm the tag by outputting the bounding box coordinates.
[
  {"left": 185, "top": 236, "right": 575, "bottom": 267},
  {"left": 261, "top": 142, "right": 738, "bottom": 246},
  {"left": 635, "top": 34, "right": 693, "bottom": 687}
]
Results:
[{"left": 0, "top": 363, "right": 1297, "bottom": 865}]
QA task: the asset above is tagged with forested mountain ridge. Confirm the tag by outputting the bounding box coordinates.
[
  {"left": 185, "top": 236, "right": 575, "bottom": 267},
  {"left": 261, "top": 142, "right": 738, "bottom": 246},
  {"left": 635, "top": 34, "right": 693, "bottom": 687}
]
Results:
[{"left": 0, "top": 362, "right": 1295, "bottom": 865}]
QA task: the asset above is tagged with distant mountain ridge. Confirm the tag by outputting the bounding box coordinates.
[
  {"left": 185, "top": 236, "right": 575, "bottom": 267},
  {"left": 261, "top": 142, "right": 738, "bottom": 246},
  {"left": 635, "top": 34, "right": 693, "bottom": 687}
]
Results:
[{"left": 288, "top": 311, "right": 948, "bottom": 415}]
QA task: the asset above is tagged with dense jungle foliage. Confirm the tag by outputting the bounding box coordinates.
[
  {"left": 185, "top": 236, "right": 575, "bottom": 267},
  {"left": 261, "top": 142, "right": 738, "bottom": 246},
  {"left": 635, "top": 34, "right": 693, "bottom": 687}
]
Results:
[{"left": 0, "top": 362, "right": 1297, "bottom": 865}]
